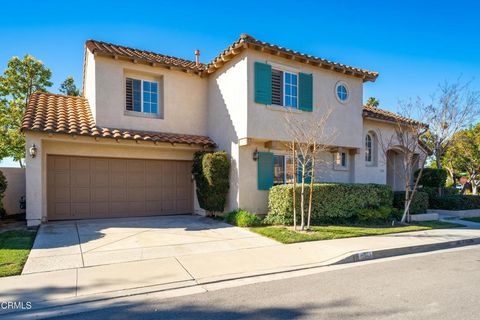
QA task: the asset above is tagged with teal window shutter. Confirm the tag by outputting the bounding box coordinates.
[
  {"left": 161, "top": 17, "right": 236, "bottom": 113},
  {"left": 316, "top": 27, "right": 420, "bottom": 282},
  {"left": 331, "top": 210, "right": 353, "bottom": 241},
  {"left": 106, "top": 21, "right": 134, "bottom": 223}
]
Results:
[
  {"left": 254, "top": 62, "right": 272, "bottom": 105},
  {"left": 298, "top": 73, "right": 313, "bottom": 111},
  {"left": 258, "top": 152, "right": 274, "bottom": 190},
  {"left": 297, "top": 155, "right": 312, "bottom": 183}
]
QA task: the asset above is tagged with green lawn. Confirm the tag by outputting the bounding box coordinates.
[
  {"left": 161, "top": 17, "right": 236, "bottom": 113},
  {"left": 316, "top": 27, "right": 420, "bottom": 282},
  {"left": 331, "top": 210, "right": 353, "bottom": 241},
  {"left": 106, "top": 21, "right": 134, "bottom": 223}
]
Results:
[
  {"left": 0, "top": 230, "right": 36, "bottom": 277},
  {"left": 461, "top": 217, "right": 480, "bottom": 223},
  {"left": 250, "top": 221, "right": 463, "bottom": 244}
]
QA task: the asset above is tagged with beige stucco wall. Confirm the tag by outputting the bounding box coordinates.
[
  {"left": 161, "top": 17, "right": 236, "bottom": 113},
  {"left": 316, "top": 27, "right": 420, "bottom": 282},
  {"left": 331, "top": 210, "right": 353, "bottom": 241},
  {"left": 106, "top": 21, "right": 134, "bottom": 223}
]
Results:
[
  {"left": 90, "top": 55, "right": 209, "bottom": 135},
  {"left": 245, "top": 50, "right": 364, "bottom": 148},
  {"left": 83, "top": 49, "right": 96, "bottom": 118},
  {"left": 207, "top": 52, "right": 249, "bottom": 212},
  {"left": 0, "top": 167, "right": 26, "bottom": 215},
  {"left": 25, "top": 132, "right": 205, "bottom": 226}
]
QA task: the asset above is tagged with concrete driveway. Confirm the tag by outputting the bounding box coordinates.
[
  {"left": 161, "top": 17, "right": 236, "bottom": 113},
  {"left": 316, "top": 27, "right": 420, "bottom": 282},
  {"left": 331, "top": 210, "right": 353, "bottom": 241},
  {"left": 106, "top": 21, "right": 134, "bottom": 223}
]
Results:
[{"left": 22, "top": 215, "right": 278, "bottom": 274}]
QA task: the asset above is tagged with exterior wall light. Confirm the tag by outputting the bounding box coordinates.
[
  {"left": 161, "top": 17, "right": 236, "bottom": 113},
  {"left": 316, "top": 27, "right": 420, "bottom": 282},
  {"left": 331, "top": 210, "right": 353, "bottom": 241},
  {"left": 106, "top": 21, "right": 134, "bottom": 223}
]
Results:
[
  {"left": 253, "top": 148, "right": 259, "bottom": 161},
  {"left": 29, "top": 144, "right": 38, "bottom": 158}
]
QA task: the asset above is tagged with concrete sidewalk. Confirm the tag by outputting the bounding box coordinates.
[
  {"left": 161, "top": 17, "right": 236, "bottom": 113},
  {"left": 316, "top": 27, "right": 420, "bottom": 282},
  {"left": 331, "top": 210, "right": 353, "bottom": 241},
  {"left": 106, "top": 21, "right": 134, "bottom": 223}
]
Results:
[{"left": 2, "top": 223, "right": 480, "bottom": 318}]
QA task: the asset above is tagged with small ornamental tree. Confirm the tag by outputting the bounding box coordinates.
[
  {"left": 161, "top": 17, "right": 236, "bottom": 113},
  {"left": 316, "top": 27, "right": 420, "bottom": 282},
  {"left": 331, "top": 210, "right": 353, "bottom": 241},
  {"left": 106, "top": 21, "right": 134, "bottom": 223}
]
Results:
[{"left": 192, "top": 151, "right": 230, "bottom": 215}]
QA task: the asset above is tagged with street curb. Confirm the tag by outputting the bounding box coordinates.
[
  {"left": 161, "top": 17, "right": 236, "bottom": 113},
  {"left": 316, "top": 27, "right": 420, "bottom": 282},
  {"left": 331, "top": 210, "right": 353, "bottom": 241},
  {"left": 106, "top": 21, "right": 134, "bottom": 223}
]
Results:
[
  {"left": 333, "top": 237, "right": 480, "bottom": 264},
  {"left": 3, "top": 236, "right": 480, "bottom": 319}
]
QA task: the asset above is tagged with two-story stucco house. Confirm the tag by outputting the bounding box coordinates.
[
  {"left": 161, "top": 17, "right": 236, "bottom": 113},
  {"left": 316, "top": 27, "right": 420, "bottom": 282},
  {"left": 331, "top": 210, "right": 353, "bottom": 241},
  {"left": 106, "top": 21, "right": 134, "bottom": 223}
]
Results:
[{"left": 22, "top": 34, "right": 423, "bottom": 227}]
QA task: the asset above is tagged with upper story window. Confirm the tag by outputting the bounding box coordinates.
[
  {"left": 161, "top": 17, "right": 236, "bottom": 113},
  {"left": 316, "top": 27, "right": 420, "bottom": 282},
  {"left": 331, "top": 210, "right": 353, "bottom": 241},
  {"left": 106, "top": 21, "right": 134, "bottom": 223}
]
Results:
[
  {"left": 271, "top": 69, "right": 298, "bottom": 108},
  {"left": 126, "top": 77, "right": 158, "bottom": 114},
  {"left": 335, "top": 81, "right": 349, "bottom": 103},
  {"left": 365, "top": 134, "right": 373, "bottom": 162}
]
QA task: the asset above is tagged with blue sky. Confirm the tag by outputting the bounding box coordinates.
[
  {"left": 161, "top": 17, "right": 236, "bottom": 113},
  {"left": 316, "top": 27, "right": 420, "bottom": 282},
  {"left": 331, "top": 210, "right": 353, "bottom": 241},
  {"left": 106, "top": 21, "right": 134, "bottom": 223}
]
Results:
[{"left": 1, "top": 0, "right": 479, "bottom": 166}]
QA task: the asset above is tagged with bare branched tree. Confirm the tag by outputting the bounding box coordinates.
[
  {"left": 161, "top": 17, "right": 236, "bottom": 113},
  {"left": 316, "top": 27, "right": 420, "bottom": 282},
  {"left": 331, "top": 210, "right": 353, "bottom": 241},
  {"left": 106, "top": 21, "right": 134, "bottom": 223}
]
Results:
[
  {"left": 283, "top": 109, "right": 337, "bottom": 230},
  {"left": 377, "top": 101, "right": 429, "bottom": 223},
  {"left": 424, "top": 80, "right": 480, "bottom": 170}
]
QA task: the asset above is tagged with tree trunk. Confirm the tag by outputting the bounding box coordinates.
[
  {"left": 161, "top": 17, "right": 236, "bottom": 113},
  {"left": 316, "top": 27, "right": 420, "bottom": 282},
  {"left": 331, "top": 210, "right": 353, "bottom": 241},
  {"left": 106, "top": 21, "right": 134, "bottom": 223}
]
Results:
[
  {"left": 307, "top": 154, "right": 315, "bottom": 229},
  {"left": 300, "top": 164, "right": 306, "bottom": 231},
  {"left": 18, "top": 159, "right": 24, "bottom": 168},
  {"left": 292, "top": 144, "right": 297, "bottom": 231},
  {"left": 435, "top": 145, "right": 442, "bottom": 170}
]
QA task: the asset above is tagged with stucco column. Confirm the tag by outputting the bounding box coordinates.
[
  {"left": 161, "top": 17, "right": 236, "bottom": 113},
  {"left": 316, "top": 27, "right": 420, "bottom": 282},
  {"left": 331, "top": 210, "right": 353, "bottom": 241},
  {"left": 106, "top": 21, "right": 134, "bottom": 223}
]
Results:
[{"left": 25, "top": 135, "right": 44, "bottom": 227}]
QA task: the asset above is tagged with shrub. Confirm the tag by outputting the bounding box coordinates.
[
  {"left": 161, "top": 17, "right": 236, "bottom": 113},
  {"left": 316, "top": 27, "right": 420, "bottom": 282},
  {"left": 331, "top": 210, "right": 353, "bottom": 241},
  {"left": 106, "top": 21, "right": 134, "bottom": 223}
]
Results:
[
  {"left": 266, "top": 183, "right": 393, "bottom": 225},
  {"left": 393, "top": 191, "right": 429, "bottom": 214},
  {"left": 224, "top": 209, "right": 262, "bottom": 227},
  {"left": 415, "top": 168, "right": 447, "bottom": 188},
  {"left": 429, "top": 195, "right": 480, "bottom": 210},
  {"left": 192, "top": 151, "right": 230, "bottom": 213},
  {"left": 0, "top": 170, "right": 6, "bottom": 218},
  {"left": 356, "top": 206, "right": 400, "bottom": 224}
]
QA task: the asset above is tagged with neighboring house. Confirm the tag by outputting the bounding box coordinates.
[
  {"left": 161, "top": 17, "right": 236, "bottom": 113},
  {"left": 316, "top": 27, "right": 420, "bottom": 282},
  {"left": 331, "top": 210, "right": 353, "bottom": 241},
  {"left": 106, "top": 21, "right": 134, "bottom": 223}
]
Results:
[{"left": 21, "top": 34, "right": 425, "bottom": 226}]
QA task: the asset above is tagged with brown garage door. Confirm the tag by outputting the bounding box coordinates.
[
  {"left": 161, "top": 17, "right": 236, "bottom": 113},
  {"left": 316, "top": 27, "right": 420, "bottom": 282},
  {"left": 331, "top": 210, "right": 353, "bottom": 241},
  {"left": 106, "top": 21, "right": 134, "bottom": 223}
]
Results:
[{"left": 47, "top": 155, "right": 193, "bottom": 220}]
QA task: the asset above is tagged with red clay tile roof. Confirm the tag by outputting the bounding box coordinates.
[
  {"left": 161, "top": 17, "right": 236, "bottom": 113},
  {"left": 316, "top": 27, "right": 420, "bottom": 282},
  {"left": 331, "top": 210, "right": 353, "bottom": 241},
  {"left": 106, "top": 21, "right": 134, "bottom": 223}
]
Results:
[
  {"left": 86, "top": 40, "right": 207, "bottom": 73},
  {"left": 86, "top": 34, "right": 378, "bottom": 81},
  {"left": 22, "top": 92, "right": 216, "bottom": 147},
  {"left": 207, "top": 34, "right": 378, "bottom": 82},
  {"left": 362, "top": 105, "right": 422, "bottom": 126}
]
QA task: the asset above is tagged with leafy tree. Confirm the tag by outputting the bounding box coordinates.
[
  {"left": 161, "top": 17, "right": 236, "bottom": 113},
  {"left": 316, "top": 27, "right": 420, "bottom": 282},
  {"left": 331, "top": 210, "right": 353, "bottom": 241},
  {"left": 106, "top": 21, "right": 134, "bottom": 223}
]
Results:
[
  {"left": 443, "top": 124, "right": 480, "bottom": 194},
  {"left": 59, "top": 76, "right": 80, "bottom": 96},
  {"left": 0, "top": 55, "right": 52, "bottom": 166},
  {"left": 423, "top": 80, "right": 480, "bottom": 170},
  {"left": 366, "top": 97, "right": 379, "bottom": 107}
]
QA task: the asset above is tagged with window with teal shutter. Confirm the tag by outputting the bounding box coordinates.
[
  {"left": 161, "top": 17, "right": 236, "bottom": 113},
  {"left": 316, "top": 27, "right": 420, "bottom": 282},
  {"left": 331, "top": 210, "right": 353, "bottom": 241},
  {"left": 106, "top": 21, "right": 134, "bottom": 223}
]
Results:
[
  {"left": 298, "top": 73, "right": 313, "bottom": 112},
  {"left": 258, "top": 152, "right": 274, "bottom": 190},
  {"left": 254, "top": 62, "right": 272, "bottom": 105},
  {"left": 296, "top": 155, "right": 312, "bottom": 183}
]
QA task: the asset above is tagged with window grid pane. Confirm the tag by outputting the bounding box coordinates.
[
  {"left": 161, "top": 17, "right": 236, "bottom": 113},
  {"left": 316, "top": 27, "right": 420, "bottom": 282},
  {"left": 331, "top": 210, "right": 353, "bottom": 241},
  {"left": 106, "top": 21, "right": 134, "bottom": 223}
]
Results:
[
  {"left": 284, "top": 72, "right": 298, "bottom": 108},
  {"left": 142, "top": 80, "right": 159, "bottom": 114}
]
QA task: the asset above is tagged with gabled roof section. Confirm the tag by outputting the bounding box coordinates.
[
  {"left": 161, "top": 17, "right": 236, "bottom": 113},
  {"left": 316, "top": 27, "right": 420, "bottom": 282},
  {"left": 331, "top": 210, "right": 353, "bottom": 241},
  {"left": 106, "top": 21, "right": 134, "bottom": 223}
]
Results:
[
  {"left": 85, "top": 34, "right": 379, "bottom": 81},
  {"left": 22, "top": 92, "right": 216, "bottom": 147},
  {"left": 362, "top": 105, "right": 422, "bottom": 126},
  {"left": 85, "top": 40, "right": 207, "bottom": 74},
  {"left": 206, "top": 34, "right": 378, "bottom": 82}
]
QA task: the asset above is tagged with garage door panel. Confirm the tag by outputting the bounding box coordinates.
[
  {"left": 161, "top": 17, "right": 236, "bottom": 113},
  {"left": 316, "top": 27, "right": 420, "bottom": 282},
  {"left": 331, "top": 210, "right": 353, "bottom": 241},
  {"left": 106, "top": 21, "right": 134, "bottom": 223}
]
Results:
[
  {"left": 110, "top": 187, "right": 127, "bottom": 201},
  {"left": 91, "top": 188, "right": 108, "bottom": 202},
  {"left": 48, "top": 155, "right": 193, "bottom": 220},
  {"left": 71, "top": 188, "right": 90, "bottom": 202}
]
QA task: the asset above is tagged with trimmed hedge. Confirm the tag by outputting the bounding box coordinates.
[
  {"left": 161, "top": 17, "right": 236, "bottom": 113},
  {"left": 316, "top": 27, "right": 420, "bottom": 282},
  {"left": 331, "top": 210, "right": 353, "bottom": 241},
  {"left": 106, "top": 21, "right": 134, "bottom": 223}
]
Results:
[
  {"left": 192, "top": 151, "right": 230, "bottom": 213},
  {"left": 357, "top": 206, "right": 401, "bottom": 224},
  {"left": 429, "top": 195, "right": 480, "bottom": 210},
  {"left": 265, "top": 183, "right": 393, "bottom": 225},
  {"left": 0, "top": 170, "right": 6, "bottom": 218},
  {"left": 393, "top": 191, "right": 429, "bottom": 214},
  {"left": 415, "top": 168, "right": 447, "bottom": 188},
  {"left": 224, "top": 209, "right": 262, "bottom": 227}
]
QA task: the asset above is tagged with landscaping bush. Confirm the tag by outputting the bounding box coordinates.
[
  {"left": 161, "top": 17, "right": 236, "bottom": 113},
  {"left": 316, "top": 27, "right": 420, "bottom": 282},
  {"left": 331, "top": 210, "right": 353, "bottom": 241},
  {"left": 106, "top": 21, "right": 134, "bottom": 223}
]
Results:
[
  {"left": 224, "top": 209, "right": 262, "bottom": 227},
  {"left": 393, "top": 191, "right": 429, "bottom": 214},
  {"left": 428, "top": 195, "right": 480, "bottom": 210},
  {"left": 356, "top": 206, "right": 401, "bottom": 224},
  {"left": 414, "top": 168, "right": 447, "bottom": 188},
  {"left": 192, "top": 151, "right": 230, "bottom": 214},
  {"left": 266, "top": 183, "right": 393, "bottom": 225},
  {"left": 0, "top": 170, "right": 6, "bottom": 218}
]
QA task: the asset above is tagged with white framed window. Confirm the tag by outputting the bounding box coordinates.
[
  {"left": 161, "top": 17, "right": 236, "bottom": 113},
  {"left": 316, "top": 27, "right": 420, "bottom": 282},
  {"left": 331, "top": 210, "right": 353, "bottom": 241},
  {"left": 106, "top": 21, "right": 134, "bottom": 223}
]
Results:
[
  {"left": 126, "top": 77, "right": 159, "bottom": 114},
  {"left": 365, "top": 134, "right": 373, "bottom": 162},
  {"left": 283, "top": 72, "right": 298, "bottom": 108},
  {"left": 335, "top": 81, "right": 350, "bottom": 103},
  {"left": 271, "top": 69, "right": 298, "bottom": 108},
  {"left": 273, "top": 154, "right": 295, "bottom": 185},
  {"left": 334, "top": 151, "right": 348, "bottom": 170}
]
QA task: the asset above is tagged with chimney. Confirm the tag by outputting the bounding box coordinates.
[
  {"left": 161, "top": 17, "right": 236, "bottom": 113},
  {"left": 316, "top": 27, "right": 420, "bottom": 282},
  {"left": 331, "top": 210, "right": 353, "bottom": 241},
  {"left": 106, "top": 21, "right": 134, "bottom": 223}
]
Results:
[{"left": 195, "top": 49, "right": 200, "bottom": 67}]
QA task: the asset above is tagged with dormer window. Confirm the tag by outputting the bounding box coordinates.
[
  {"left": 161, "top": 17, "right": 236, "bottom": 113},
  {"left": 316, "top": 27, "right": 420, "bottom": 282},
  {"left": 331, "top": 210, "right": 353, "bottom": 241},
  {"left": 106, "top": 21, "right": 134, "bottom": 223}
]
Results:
[{"left": 125, "top": 77, "right": 158, "bottom": 114}]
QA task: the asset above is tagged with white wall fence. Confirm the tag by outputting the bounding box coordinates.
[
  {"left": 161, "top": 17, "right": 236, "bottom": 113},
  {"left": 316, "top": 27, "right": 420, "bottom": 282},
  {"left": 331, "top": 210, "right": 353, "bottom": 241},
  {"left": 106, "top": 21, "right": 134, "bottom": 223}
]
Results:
[{"left": 0, "top": 167, "right": 26, "bottom": 216}]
